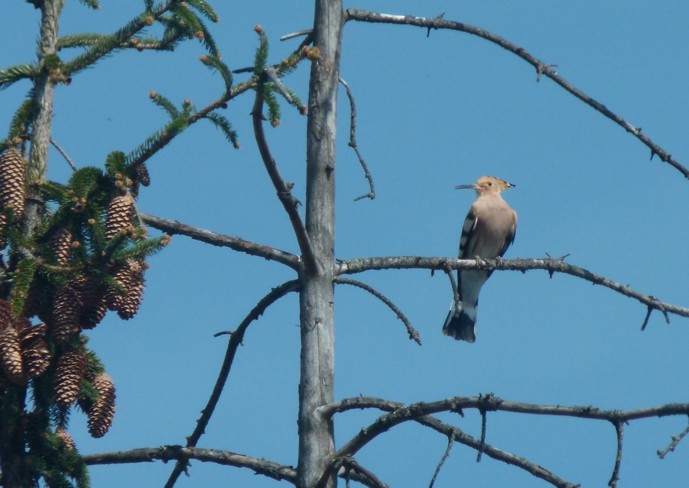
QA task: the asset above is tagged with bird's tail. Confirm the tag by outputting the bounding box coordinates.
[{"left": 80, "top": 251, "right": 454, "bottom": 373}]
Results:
[{"left": 442, "top": 301, "right": 476, "bottom": 343}]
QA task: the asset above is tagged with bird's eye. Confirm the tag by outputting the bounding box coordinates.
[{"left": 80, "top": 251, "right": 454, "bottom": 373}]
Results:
[{"left": 487, "top": 181, "right": 493, "bottom": 186}]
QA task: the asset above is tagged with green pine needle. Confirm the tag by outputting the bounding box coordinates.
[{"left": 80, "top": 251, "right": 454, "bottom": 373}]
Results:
[
  {"left": 253, "top": 28, "right": 269, "bottom": 74},
  {"left": 263, "top": 86, "right": 281, "bottom": 127},
  {"left": 186, "top": 0, "right": 219, "bottom": 23},
  {"left": 205, "top": 112, "right": 239, "bottom": 148},
  {"left": 8, "top": 96, "right": 37, "bottom": 140},
  {"left": 149, "top": 92, "right": 180, "bottom": 119},
  {"left": 0, "top": 64, "right": 36, "bottom": 90},
  {"left": 57, "top": 33, "right": 108, "bottom": 49},
  {"left": 104, "top": 151, "right": 127, "bottom": 178},
  {"left": 10, "top": 259, "right": 37, "bottom": 317},
  {"left": 199, "top": 54, "right": 232, "bottom": 90},
  {"left": 125, "top": 116, "right": 189, "bottom": 166},
  {"left": 78, "top": 0, "right": 100, "bottom": 9}
]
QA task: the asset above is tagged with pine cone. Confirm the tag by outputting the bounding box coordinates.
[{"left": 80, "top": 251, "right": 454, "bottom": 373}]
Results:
[
  {"left": 0, "top": 147, "right": 27, "bottom": 217},
  {"left": 74, "top": 275, "right": 107, "bottom": 329},
  {"left": 105, "top": 193, "right": 134, "bottom": 240},
  {"left": 51, "top": 285, "right": 81, "bottom": 344},
  {"left": 0, "top": 320, "right": 25, "bottom": 385},
  {"left": 55, "top": 427, "right": 77, "bottom": 452},
  {"left": 106, "top": 260, "right": 145, "bottom": 320},
  {"left": 87, "top": 373, "right": 116, "bottom": 438},
  {"left": 54, "top": 348, "right": 87, "bottom": 409},
  {"left": 49, "top": 228, "right": 73, "bottom": 266},
  {"left": 19, "top": 322, "right": 50, "bottom": 379},
  {"left": 0, "top": 299, "right": 11, "bottom": 329}
]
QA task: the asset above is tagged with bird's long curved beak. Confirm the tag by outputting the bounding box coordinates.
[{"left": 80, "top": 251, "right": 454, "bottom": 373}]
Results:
[{"left": 455, "top": 184, "right": 476, "bottom": 190}]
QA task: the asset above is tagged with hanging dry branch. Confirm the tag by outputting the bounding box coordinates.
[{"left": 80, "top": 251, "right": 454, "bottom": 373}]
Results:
[
  {"left": 334, "top": 277, "right": 421, "bottom": 344},
  {"left": 339, "top": 77, "right": 375, "bottom": 201}
]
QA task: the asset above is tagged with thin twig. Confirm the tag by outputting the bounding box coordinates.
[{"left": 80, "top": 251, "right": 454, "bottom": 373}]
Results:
[
  {"left": 339, "top": 457, "right": 388, "bottom": 488},
  {"left": 429, "top": 432, "right": 454, "bottom": 488},
  {"left": 337, "top": 256, "right": 689, "bottom": 323},
  {"left": 163, "top": 280, "right": 301, "bottom": 487},
  {"left": 49, "top": 138, "right": 77, "bottom": 171},
  {"left": 339, "top": 77, "right": 375, "bottom": 201},
  {"left": 443, "top": 266, "right": 459, "bottom": 310},
  {"left": 657, "top": 419, "right": 689, "bottom": 459},
  {"left": 608, "top": 421, "right": 624, "bottom": 488},
  {"left": 280, "top": 28, "right": 313, "bottom": 41},
  {"left": 335, "top": 277, "right": 421, "bottom": 344},
  {"left": 477, "top": 407, "right": 487, "bottom": 462},
  {"left": 139, "top": 213, "right": 300, "bottom": 270},
  {"left": 252, "top": 88, "right": 318, "bottom": 274},
  {"left": 344, "top": 9, "right": 689, "bottom": 180},
  {"left": 264, "top": 67, "right": 306, "bottom": 114}
]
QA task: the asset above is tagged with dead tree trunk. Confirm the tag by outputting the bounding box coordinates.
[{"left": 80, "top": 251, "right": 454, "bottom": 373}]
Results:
[{"left": 297, "top": 1, "right": 343, "bottom": 487}]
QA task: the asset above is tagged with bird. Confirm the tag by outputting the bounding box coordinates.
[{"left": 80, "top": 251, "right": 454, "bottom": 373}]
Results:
[{"left": 442, "top": 176, "right": 517, "bottom": 342}]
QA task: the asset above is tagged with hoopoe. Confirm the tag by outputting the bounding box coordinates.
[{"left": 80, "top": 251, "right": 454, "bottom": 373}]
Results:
[{"left": 443, "top": 176, "right": 517, "bottom": 342}]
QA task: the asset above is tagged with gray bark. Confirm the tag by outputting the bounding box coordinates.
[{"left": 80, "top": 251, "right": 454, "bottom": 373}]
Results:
[
  {"left": 298, "top": 1, "right": 344, "bottom": 487},
  {"left": 25, "top": 0, "right": 64, "bottom": 235}
]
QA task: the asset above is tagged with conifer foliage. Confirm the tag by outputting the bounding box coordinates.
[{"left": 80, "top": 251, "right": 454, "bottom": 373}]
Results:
[
  {"left": 0, "top": 0, "right": 235, "bottom": 484},
  {"left": 0, "top": 0, "right": 306, "bottom": 485}
]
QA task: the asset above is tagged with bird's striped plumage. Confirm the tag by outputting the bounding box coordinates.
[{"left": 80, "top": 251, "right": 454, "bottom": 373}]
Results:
[{"left": 443, "top": 176, "right": 517, "bottom": 342}]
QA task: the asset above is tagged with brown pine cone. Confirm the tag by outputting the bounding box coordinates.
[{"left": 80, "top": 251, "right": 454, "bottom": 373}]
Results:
[
  {"left": 106, "top": 260, "right": 145, "bottom": 320},
  {"left": 87, "top": 373, "right": 116, "bottom": 438},
  {"left": 53, "top": 348, "right": 87, "bottom": 409},
  {"left": 49, "top": 228, "right": 73, "bottom": 266},
  {"left": 73, "top": 275, "right": 107, "bottom": 329},
  {"left": 55, "top": 427, "right": 77, "bottom": 452},
  {"left": 104, "top": 193, "right": 134, "bottom": 240},
  {"left": 0, "top": 147, "right": 27, "bottom": 217},
  {"left": 51, "top": 285, "right": 81, "bottom": 344},
  {"left": 19, "top": 322, "right": 50, "bottom": 379},
  {"left": 0, "top": 322, "right": 24, "bottom": 385}
]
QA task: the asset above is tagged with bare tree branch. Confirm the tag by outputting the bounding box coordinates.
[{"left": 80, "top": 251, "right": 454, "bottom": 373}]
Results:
[
  {"left": 334, "top": 277, "right": 421, "bottom": 345},
  {"left": 344, "top": 9, "right": 689, "bottom": 180},
  {"left": 339, "top": 77, "right": 375, "bottom": 201},
  {"left": 320, "top": 395, "right": 689, "bottom": 487},
  {"left": 84, "top": 446, "right": 297, "bottom": 482},
  {"left": 338, "top": 457, "right": 388, "bottom": 488},
  {"left": 281, "top": 29, "right": 313, "bottom": 41},
  {"left": 317, "top": 396, "right": 579, "bottom": 488},
  {"left": 608, "top": 420, "right": 624, "bottom": 488},
  {"left": 337, "top": 256, "right": 689, "bottom": 322},
  {"left": 252, "top": 87, "right": 318, "bottom": 274},
  {"left": 83, "top": 445, "right": 384, "bottom": 488},
  {"left": 163, "top": 280, "right": 300, "bottom": 487},
  {"left": 429, "top": 432, "right": 454, "bottom": 488},
  {"left": 49, "top": 137, "right": 77, "bottom": 171},
  {"left": 139, "top": 212, "right": 300, "bottom": 270},
  {"left": 324, "top": 395, "right": 689, "bottom": 423},
  {"left": 657, "top": 419, "right": 689, "bottom": 459}
]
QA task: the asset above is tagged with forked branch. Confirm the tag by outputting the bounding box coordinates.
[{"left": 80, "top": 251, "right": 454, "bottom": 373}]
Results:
[{"left": 252, "top": 88, "right": 318, "bottom": 273}]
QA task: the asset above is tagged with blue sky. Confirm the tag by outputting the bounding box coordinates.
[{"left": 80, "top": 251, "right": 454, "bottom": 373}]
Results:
[{"left": 3, "top": 1, "right": 689, "bottom": 487}]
